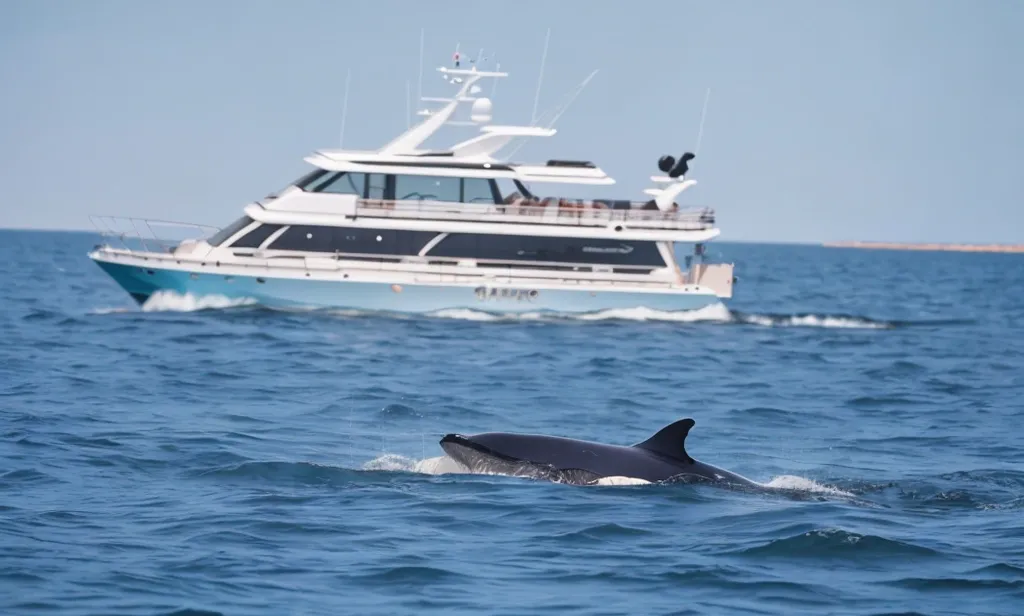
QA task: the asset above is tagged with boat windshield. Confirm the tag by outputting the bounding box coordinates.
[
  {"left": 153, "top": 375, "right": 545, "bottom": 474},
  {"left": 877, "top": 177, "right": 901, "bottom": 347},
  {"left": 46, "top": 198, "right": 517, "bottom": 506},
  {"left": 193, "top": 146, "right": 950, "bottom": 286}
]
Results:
[{"left": 207, "top": 216, "right": 254, "bottom": 246}]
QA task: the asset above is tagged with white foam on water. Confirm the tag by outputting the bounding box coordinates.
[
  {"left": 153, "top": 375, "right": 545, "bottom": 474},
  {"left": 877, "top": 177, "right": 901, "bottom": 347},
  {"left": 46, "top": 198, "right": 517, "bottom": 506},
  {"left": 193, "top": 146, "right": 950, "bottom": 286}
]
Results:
[
  {"left": 140, "top": 290, "right": 258, "bottom": 313},
  {"left": 740, "top": 314, "right": 890, "bottom": 329},
  {"left": 759, "top": 474, "right": 856, "bottom": 498},
  {"left": 412, "top": 455, "right": 470, "bottom": 475},
  {"left": 89, "top": 306, "right": 135, "bottom": 315},
  {"left": 362, "top": 454, "right": 419, "bottom": 472},
  {"left": 420, "top": 303, "right": 888, "bottom": 329},
  {"left": 576, "top": 303, "right": 734, "bottom": 323},
  {"left": 427, "top": 308, "right": 507, "bottom": 322},
  {"left": 362, "top": 454, "right": 470, "bottom": 475},
  {"left": 424, "top": 303, "right": 733, "bottom": 324},
  {"left": 94, "top": 291, "right": 890, "bottom": 329}
]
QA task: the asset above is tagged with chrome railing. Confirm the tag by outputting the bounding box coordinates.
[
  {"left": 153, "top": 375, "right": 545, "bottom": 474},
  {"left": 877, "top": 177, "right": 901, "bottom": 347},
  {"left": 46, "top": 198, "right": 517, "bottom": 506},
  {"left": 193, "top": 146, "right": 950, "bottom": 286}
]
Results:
[
  {"left": 89, "top": 216, "right": 219, "bottom": 253},
  {"left": 354, "top": 198, "right": 716, "bottom": 229}
]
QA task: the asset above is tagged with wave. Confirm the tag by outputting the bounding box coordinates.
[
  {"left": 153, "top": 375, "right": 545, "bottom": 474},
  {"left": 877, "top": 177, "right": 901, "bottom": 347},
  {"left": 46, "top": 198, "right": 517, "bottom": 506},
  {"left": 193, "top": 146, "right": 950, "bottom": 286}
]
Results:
[
  {"left": 141, "top": 290, "right": 258, "bottom": 313},
  {"left": 88, "top": 306, "right": 135, "bottom": 315},
  {"left": 352, "top": 565, "right": 462, "bottom": 585},
  {"left": 759, "top": 475, "right": 857, "bottom": 498},
  {"left": 425, "top": 304, "right": 897, "bottom": 329},
  {"left": 428, "top": 304, "right": 734, "bottom": 324},
  {"left": 734, "top": 528, "right": 943, "bottom": 559},
  {"left": 364, "top": 454, "right": 471, "bottom": 476},
  {"left": 730, "top": 311, "right": 893, "bottom": 329},
  {"left": 193, "top": 460, "right": 368, "bottom": 487}
]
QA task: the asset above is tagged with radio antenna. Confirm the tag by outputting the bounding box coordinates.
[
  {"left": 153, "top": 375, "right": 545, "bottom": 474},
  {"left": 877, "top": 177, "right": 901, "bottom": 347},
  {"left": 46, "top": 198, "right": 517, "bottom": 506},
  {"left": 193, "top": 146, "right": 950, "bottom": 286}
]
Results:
[
  {"left": 695, "top": 87, "right": 711, "bottom": 155},
  {"left": 530, "top": 28, "right": 551, "bottom": 125},
  {"left": 416, "top": 28, "right": 425, "bottom": 103},
  {"left": 491, "top": 58, "right": 501, "bottom": 98},
  {"left": 339, "top": 68, "right": 351, "bottom": 148},
  {"left": 504, "top": 69, "right": 598, "bottom": 160},
  {"left": 405, "top": 79, "right": 411, "bottom": 129}
]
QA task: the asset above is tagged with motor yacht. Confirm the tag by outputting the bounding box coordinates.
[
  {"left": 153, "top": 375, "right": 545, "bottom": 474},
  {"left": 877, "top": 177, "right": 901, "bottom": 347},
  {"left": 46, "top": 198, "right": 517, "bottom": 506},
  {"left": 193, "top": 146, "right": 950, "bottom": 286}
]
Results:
[{"left": 88, "top": 55, "right": 735, "bottom": 314}]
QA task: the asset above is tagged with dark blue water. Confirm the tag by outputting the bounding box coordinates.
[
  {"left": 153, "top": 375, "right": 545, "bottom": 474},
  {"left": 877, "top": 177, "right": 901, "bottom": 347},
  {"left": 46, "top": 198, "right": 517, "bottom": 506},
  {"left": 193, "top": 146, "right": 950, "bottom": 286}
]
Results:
[{"left": 2, "top": 230, "right": 1022, "bottom": 615}]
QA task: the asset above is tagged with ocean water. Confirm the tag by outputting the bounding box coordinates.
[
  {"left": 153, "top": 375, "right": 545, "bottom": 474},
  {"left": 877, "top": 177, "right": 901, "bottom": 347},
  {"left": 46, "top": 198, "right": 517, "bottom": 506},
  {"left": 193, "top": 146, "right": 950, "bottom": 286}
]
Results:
[{"left": 2, "top": 229, "right": 1023, "bottom": 615}]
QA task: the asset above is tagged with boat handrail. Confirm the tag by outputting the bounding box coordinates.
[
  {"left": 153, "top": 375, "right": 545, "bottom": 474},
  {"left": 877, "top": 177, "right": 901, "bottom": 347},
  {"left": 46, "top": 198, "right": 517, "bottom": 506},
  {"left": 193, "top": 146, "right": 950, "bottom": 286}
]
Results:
[
  {"left": 354, "top": 198, "right": 716, "bottom": 229},
  {"left": 89, "top": 215, "right": 220, "bottom": 253}
]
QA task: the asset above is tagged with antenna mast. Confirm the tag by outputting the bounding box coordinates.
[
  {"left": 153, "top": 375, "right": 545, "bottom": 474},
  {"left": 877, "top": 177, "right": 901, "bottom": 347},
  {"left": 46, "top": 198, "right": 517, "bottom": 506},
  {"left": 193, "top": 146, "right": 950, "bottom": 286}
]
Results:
[
  {"left": 339, "top": 68, "right": 351, "bottom": 148},
  {"left": 405, "top": 80, "right": 411, "bottom": 129},
  {"left": 504, "top": 69, "right": 598, "bottom": 160},
  {"left": 530, "top": 28, "right": 551, "bottom": 125},
  {"left": 695, "top": 87, "right": 711, "bottom": 155},
  {"left": 417, "top": 28, "right": 425, "bottom": 103},
  {"left": 491, "top": 57, "right": 500, "bottom": 98}
]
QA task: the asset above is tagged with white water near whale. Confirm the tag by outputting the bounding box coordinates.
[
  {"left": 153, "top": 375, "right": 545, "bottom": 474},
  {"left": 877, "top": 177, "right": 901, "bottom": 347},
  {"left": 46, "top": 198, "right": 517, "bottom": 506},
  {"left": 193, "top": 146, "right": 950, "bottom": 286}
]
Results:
[{"left": 363, "top": 454, "right": 856, "bottom": 497}]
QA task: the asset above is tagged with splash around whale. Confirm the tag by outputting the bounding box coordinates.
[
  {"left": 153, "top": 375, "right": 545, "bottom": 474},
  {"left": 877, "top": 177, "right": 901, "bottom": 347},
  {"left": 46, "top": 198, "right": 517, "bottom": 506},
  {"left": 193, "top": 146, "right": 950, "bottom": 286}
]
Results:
[{"left": 438, "top": 418, "right": 760, "bottom": 487}]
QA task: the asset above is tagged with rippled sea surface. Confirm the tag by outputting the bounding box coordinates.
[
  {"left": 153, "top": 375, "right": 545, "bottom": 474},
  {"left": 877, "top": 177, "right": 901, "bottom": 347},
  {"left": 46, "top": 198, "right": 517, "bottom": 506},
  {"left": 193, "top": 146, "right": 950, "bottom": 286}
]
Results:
[{"left": 2, "top": 230, "right": 1023, "bottom": 615}]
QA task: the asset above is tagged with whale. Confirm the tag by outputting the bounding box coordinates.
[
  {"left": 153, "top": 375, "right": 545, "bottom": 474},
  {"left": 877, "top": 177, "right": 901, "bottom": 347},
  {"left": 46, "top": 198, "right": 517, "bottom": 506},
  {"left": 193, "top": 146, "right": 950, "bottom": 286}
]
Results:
[{"left": 438, "top": 418, "right": 759, "bottom": 487}]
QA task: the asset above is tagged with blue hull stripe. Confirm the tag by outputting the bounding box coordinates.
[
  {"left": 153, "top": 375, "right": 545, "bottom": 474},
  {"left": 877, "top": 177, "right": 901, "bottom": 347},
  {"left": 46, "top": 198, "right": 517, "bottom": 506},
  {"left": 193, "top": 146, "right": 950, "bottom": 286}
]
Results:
[{"left": 93, "top": 260, "right": 720, "bottom": 313}]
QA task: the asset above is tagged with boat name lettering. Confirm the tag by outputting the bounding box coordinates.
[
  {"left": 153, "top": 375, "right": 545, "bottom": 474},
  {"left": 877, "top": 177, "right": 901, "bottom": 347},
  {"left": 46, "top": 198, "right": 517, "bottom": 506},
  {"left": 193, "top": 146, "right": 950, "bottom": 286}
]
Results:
[{"left": 474, "top": 287, "right": 540, "bottom": 301}]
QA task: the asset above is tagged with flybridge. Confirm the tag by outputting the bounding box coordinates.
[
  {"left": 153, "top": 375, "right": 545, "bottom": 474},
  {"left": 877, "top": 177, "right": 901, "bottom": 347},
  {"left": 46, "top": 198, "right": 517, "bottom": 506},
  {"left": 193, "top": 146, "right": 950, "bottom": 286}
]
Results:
[{"left": 302, "top": 57, "right": 621, "bottom": 186}]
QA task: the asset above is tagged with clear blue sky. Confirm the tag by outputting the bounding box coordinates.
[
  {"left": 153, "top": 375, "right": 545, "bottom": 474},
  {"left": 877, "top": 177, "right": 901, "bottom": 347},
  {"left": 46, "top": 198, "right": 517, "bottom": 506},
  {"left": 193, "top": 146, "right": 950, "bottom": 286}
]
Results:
[{"left": 2, "top": 0, "right": 1021, "bottom": 243}]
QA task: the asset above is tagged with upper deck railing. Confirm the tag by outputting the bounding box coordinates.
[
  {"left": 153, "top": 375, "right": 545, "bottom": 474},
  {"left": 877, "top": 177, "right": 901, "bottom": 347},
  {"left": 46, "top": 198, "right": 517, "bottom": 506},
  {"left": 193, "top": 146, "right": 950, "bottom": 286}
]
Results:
[{"left": 353, "top": 198, "right": 716, "bottom": 231}]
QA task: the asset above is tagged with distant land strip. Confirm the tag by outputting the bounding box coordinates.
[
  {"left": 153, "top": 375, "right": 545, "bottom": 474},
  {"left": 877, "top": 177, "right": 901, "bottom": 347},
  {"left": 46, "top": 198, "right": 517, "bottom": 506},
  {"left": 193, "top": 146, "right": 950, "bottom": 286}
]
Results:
[{"left": 823, "top": 241, "right": 1024, "bottom": 253}]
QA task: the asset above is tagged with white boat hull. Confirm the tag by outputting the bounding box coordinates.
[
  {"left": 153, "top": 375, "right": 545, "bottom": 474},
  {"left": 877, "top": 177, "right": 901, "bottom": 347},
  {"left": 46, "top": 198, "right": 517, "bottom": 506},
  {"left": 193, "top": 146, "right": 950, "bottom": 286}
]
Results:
[{"left": 90, "top": 252, "right": 726, "bottom": 314}]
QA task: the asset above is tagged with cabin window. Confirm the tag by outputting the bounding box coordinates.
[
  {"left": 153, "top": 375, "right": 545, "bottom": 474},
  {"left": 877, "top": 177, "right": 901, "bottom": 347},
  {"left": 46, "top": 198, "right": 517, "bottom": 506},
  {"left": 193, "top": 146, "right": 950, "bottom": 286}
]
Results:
[
  {"left": 367, "top": 173, "right": 387, "bottom": 200},
  {"left": 293, "top": 169, "right": 330, "bottom": 190},
  {"left": 230, "top": 223, "right": 283, "bottom": 248},
  {"left": 207, "top": 216, "right": 254, "bottom": 246},
  {"left": 394, "top": 174, "right": 460, "bottom": 203},
  {"left": 427, "top": 234, "right": 666, "bottom": 267},
  {"left": 462, "top": 178, "right": 497, "bottom": 204},
  {"left": 312, "top": 172, "right": 366, "bottom": 195},
  {"left": 267, "top": 225, "right": 438, "bottom": 256},
  {"left": 303, "top": 172, "right": 342, "bottom": 192}
]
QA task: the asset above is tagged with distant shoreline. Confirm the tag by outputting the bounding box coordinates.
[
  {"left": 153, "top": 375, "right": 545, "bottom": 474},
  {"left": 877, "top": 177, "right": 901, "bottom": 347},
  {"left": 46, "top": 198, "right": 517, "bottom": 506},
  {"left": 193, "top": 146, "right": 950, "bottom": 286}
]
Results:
[{"left": 824, "top": 241, "right": 1024, "bottom": 254}]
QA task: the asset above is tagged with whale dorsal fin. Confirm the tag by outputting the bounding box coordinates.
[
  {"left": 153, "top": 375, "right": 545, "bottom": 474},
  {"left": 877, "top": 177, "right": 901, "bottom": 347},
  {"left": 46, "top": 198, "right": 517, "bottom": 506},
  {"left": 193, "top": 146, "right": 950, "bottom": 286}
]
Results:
[{"left": 633, "top": 418, "right": 695, "bottom": 463}]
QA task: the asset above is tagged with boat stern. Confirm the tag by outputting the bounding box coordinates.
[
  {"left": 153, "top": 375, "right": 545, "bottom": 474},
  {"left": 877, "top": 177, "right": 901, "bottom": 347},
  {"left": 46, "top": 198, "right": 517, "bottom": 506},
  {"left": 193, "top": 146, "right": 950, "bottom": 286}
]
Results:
[{"left": 689, "top": 262, "right": 735, "bottom": 298}]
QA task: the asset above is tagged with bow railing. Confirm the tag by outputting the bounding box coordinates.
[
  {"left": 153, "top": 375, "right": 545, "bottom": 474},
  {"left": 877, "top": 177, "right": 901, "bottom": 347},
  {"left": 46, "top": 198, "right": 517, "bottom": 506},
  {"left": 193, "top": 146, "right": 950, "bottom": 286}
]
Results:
[{"left": 89, "top": 216, "right": 219, "bottom": 254}]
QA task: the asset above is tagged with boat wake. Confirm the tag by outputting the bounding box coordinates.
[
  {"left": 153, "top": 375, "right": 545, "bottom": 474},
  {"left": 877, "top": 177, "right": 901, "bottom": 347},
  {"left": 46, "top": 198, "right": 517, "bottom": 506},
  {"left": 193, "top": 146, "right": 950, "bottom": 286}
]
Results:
[
  {"left": 427, "top": 304, "right": 899, "bottom": 329},
  {"left": 89, "top": 291, "right": 922, "bottom": 330},
  {"left": 140, "top": 291, "right": 258, "bottom": 312}
]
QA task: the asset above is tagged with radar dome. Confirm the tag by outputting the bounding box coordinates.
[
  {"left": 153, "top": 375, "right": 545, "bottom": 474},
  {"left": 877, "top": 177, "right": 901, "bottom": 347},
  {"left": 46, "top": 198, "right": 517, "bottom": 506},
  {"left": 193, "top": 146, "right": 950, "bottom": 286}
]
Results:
[{"left": 470, "top": 97, "right": 493, "bottom": 123}]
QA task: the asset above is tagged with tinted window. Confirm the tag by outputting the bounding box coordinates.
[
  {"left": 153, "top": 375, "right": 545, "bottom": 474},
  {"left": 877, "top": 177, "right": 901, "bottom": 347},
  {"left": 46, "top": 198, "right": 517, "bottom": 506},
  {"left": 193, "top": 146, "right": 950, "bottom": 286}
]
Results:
[
  {"left": 268, "top": 225, "right": 438, "bottom": 256},
  {"left": 294, "top": 169, "right": 330, "bottom": 190},
  {"left": 428, "top": 234, "right": 665, "bottom": 267},
  {"left": 367, "top": 173, "right": 387, "bottom": 200},
  {"left": 304, "top": 172, "right": 342, "bottom": 192},
  {"left": 231, "top": 223, "right": 283, "bottom": 248},
  {"left": 463, "top": 178, "right": 497, "bottom": 204},
  {"left": 312, "top": 172, "right": 366, "bottom": 195},
  {"left": 394, "top": 174, "right": 460, "bottom": 202},
  {"left": 207, "top": 216, "right": 254, "bottom": 246}
]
